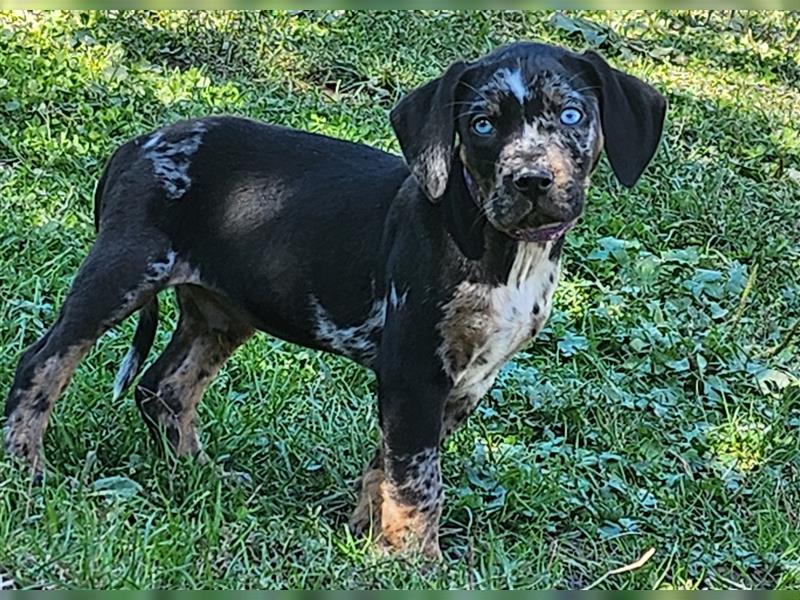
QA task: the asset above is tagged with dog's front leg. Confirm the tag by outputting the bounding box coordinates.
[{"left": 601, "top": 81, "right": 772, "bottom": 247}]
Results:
[
  {"left": 378, "top": 379, "right": 447, "bottom": 559},
  {"left": 372, "top": 293, "right": 450, "bottom": 559}
]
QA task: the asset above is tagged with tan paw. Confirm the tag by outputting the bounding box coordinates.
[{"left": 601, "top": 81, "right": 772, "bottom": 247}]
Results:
[
  {"left": 349, "top": 467, "right": 384, "bottom": 539},
  {"left": 378, "top": 480, "right": 442, "bottom": 560}
]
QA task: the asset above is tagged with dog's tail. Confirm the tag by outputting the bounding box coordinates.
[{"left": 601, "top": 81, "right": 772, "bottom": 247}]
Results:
[
  {"left": 94, "top": 144, "right": 158, "bottom": 400},
  {"left": 94, "top": 144, "right": 160, "bottom": 398},
  {"left": 112, "top": 298, "right": 159, "bottom": 400},
  {"left": 93, "top": 151, "right": 115, "bottom": 233}
]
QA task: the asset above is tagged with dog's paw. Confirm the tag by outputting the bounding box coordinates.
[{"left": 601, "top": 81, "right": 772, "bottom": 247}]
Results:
[
  {"left": 349, "top": 467, "right": 384, "bottom": 539},
  {"left": 3, "top": 426, "right": 45, "bottom": 485},
  {"left": 374, "top": 535, "right": 443, "bottom": 563}
]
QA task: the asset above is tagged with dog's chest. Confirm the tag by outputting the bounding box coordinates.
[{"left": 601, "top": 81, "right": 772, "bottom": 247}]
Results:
[{"left": 439, "top": 242, "right": 559, "bottom": 396}]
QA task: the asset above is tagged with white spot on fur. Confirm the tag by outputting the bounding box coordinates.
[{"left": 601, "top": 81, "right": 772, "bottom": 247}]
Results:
[
  {"left": 482, "top": 68, "right": 529, "bottom": 105},
  {"left": 144, "top": 122, "right": 206, "bottom": 200},
  {"left": 142, "top": 133, "right": 160, "bottom": 151},
  {"left": 504, "top": 68, "right": 528, "bottom": 104},
  {"left": 148, "top": 249, "right": 201, "bottom": 287},
  {"left": 311, "top": 296, "right": 386, "bottom": 364},
  {"left": 112, "top": 347, "right": 139, "bottom": 400},
  {"left": 0, "top": 570, "right": 16, "bottom": 590},
  {"left": 146, "top": 250, "right": 176, "bottom": 282},
  {"left": 439, "top": 242, "right": 560, "bottom": 425},
  {"left": 389, "top": 282, "right": 408, "bottom": 311}
]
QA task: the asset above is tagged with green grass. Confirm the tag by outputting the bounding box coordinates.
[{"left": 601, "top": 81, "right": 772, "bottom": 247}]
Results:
[{"left": 1, "top": 10, "right": 799, "bottom": 589}]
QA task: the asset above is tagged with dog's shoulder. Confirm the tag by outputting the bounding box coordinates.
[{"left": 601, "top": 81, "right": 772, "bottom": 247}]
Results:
[{"left": 381, "top": 176, "right": 461, "bottom": 278}]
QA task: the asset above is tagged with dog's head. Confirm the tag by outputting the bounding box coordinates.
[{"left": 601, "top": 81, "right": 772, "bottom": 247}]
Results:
[{"left": 391, "top": 42, "right": 666, "bottom": 246}]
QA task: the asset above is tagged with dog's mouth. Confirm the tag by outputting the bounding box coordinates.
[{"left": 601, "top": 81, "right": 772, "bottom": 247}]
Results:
[
  {"left": 508, "top": 220, "right": 575, "bottom": 242},
  {"left": 462, "top": 168, "right": 579, "bottom": 244}
]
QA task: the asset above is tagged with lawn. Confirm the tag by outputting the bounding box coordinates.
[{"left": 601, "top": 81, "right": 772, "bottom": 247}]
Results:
[{"left": 0, "top": 10, "right": 799, "bottom": 589}]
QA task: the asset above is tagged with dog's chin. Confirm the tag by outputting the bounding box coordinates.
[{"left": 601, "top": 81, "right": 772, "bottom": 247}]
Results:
[
  {"left": 488, "top": 206, "right": 582, "bottom": 243},
  {"left": 508, "top": 219, "right": 577, "bottom": 242}
]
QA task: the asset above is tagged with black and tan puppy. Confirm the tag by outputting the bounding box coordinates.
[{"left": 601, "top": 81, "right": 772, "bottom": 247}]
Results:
[{"left": 4, "top": 42, "right": 665, "bottom": 558}]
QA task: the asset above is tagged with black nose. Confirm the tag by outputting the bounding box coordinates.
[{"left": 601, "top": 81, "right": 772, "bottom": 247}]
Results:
[{"left": 513, "top": 170, "right": 553, "bottom": 194}]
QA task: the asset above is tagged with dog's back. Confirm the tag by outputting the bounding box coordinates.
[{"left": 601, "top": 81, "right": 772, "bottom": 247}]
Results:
[{"left": 95, "top": 116, "right": 410, "bottom": 348}]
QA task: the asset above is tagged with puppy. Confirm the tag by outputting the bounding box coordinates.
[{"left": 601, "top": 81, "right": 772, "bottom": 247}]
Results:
[{"left": 4, "top": 41, "right": 665, "bottom": 558}]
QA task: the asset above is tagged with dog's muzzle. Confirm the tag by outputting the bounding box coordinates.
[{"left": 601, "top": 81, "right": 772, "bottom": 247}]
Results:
[{"left": 464, "top": 167, "right": 577, "bottom": 242}]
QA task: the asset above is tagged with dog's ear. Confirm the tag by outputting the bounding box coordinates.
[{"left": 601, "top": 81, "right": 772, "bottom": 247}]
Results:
[
  {"left": 390, "top": 60, "right": 470, "bottom": 201},
  {"left": 565, "top": 50, "right": 666, "bottom": 187}
]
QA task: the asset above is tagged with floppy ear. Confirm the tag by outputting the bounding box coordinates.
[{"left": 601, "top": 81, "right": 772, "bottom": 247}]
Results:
[
  {"left": 565, "top": 50, "right": 666, "bottom": 187},
  {"left": 390, "top": 60, "right": 470, "bottom": 201}
]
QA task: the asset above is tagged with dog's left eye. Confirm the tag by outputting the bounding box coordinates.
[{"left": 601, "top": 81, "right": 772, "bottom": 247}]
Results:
[
  {"left": 560, "top": 108, "right": 583, "bottom": 126},
  {"left": 471, "top": 116, "right": 495, "bottom": 136}
]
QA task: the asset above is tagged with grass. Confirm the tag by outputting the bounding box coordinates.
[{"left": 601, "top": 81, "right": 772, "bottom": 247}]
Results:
[{"left": 0, "top": 10, "right": 799, "bottom": 590}]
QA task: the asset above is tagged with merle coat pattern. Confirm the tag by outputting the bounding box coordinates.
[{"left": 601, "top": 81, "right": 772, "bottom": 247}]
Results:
[{"left": 4, "top": 42, "right": 665, "bottom": 559}]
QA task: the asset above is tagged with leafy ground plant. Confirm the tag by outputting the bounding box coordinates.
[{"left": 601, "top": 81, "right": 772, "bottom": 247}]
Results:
[{"left": 0, "top": 10, "right": 798, "bottom": 589}]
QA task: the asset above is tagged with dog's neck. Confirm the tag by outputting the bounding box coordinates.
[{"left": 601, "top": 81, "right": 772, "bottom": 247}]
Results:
[
  {"left": 439, "top": 155, "right": 488, "bottom": 261},
  {"left": 438, "top": 157, "right": 513, "bottom": 280},
  {"left": 438, "top": 153, "right": 564, "bottom": 284}
]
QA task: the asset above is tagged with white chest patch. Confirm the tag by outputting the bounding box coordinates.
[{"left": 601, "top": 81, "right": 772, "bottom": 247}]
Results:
[{"left": 439, "top": 242, "right": 560, "bottom": 401}]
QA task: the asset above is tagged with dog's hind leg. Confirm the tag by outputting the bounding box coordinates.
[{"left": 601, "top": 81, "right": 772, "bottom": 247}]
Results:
[
  {"left": 4, "top": 231, "right": 174, "bottom": 479},
  {"left": 135, "top": 285, "right": 252, "bottom": 458}
]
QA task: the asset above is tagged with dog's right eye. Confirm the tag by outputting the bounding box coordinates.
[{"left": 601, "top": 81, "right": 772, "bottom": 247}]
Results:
[
  {"left": 471, "top": 116, "right": 495, "bottom": 136},
  {"left": 560, "top": 107, "right": 583, "bottom": 126}
]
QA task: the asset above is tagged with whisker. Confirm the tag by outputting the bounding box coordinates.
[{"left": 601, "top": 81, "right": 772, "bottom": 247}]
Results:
[
  {"left": 443, "top": 100, "right": 484, "bottom": 109},
  {"left": 473, "top": 200, "right": 492, "bottom": 226},
  {"left": 458, "top": 80, "right": 492, "bottom": 104},
  {"left": 459, "top": 168, "right": 492, "bottom": 223},
  {"left": 469, "top": 212, "right": 485, "bottom": 230},
  {"left": 454, "top": 110, "right": 481, "bottom": 120},
  {"left": 465, "top": 187, "right": 492, "bottom": 224},
  {"left": 467, "top": 198, "right": 489, "bottom": 227},
  {"left": 571, "top": 84, "right": 600, "bottom": 94}
]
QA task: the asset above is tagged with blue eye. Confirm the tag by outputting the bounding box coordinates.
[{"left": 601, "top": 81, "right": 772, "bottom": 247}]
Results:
[
  {"left": 560, "top": 107, "right": 583, "bottom": 126},
  {"left": 471, "top": 116, "right": 495, "bottom": 136}
]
